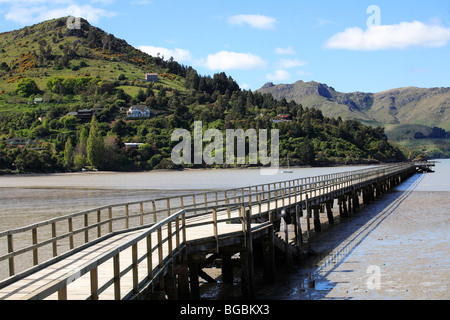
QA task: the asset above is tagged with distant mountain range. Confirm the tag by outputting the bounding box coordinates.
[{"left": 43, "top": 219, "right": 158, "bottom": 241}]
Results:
[{"left": 257, "top": 81, "right": 450, "bottom": 132}]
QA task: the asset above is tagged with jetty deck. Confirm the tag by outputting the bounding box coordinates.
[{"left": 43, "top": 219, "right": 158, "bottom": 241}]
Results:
[{"left": 0, "top": 161, "right": 435, "bottom": 300}]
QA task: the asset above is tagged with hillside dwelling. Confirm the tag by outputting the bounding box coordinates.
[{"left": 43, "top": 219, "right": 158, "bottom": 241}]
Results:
[
  {"left": 144, "top": 73, "right": 158, "bottom": 82},
  {"left": 76, "top": 109, "right": 94, "bottom": 120},
  {"left": 124, "top": 143, "right": 144, "bottom": 148},
  {"left": 34, "top": 98, "right": 43, "bottom": 104},
  {"left": 5, "top": 137, "right": 36, "bottom": 146},
  {"left": 272, "top": 114, "right": 293, "bottom": 123},
  {"left": 65, "top": 109, "right": 95, "bottom": 120},
  {"left": 127, "top": 105, "right": 151, "bottom": 118},
  {"left": 278, "top": 114, "right": 292, "bottom": 121}
]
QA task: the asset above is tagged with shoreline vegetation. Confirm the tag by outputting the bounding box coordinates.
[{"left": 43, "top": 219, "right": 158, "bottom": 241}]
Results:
[{"left": 0, "top": 17, "right": 428, "bottom": 175}]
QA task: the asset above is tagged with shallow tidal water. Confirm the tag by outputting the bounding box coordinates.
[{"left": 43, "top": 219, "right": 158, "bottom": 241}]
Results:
[{"left": 254, "top": 160, "right": 450, "bottom": 300}]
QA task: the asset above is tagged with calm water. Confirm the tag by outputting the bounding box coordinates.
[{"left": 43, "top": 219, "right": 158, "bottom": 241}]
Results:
[{"left": 0, "top": 165, "right": 373, "bottom": 232}]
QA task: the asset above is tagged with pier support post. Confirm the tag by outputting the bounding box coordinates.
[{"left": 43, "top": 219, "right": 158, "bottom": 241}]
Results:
[
  {"left": 341, "top": 196, "right": 348, "bottom": 218},
  {"left": 295, "top": 205, "right": 303, "bottom": 246},
  {"left": 241, "top": 209, "right": 255, "bottom": 299},
  {"left": 221, "top": 252, "right": 234, "bottom": 284},
  {"left": 263, "top": 232, "right": 276, "bottom": 283},
  {"left": 240, "top": 249, "right": 255, "bottom": 298},
  {"left": 164, "top": 268, "right": 178, "bottom": 300},
  {"left": 326, "top": 201, "right": 334, "bottom": 225},
  {"left": 189, "top": 263, "right": 200, "bottom": 300},
  {"left": 188, "top": 252, "right": 206, "bottom": 300},
  {"left": 305, "top": 195, "right": 311, "bottom": 241},
  {"left": 312, "top": 206, "right": 321, "bottom": 232},
  {"left": 175, "top": 263, "right": 190, "bottom": 300},
  {"left": 353, "top": 191, "right": 360, "bottom": 210},
  {"left": 347, "top": 193, "right": 352, "bottom": 215}
]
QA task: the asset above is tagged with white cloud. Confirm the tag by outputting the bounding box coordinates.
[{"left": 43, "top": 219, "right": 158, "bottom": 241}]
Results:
[
  {"left": 266, "top": 69, "right": 291, "bottom": 82},
  {"left": 3, "top": 2, "right": 116, "bottom": 25},
  {"left": 228, "top": 14, "right": 277, "bottom": 30},
  {"left": 138, "top": 45, "right": 193, "bottom": 62},
  {"left": 325, "top": 20, "right": 450, "bottom": 50},
  {"left": 276, "top": 58, "right": 306, "bottom": 69},
  {"left": 204, "top": 51, "right": 266, "bottom": 71},
  {"left": 275, "top": 46, "right": 296, "bottom": 55}
]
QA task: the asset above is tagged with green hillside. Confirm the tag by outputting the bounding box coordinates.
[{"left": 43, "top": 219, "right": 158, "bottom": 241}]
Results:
[
  {"left": 0, "top": 17, "right": 186, "bottom": 91},
  {"left": 0, "top": 17, "right": 407, "bottom": 174},
  {"left": 258, "top": 81, "right": 450, "bottom": 158}
]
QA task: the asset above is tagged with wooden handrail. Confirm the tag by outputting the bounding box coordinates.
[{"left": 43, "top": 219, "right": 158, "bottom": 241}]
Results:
[
  {"left": 0, "top": 162, "right": 418, "bottom": 282},
  {"left": 19, "top": 200, "right": 252, "bottom": 300},
  {"left": 21, "top": 208, "right": 188, "bottom": 300}
]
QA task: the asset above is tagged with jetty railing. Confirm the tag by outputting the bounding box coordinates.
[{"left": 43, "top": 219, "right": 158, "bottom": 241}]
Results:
[
  {"left": 19, "top": 201, "right": 253, "bottom": 300},
  {"left": 0, "top": 162, "right": 424, "bottom": 283},
  {"left": 20, "top": 208, "right": 189, "bottom": 300}
]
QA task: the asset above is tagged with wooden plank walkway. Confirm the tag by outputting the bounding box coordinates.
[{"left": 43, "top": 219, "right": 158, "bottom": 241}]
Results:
[
  {"left": 0, "top": 162, "right": 434, "bottom": 300},
  {"left": 0, "top": 203, "right": 262, "bottom": 300}
]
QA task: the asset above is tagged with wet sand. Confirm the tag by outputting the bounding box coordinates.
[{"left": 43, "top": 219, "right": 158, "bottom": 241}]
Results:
[{"left": 256, "top": 169, "right": 450, "bottom": 300}]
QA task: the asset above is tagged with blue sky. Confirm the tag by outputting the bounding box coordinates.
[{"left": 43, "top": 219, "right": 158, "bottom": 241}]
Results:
[{"left": 1, "top": 0, "right": 449, "bottom": 93}]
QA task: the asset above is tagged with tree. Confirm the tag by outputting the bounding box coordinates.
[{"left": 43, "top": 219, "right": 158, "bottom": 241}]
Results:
[
  {"left": 74, "top": 154, "right": 86, "bottom": 169},
  {"left": 78, "top": 126, "right": 89, "bottom": 156},
  {"left": 136, "top": 89, "right": 147, "bottom": 102},
  {"left": 16, "top": 78, "right": 40, "bottom": 97},
  {"left": 0, "top": 62, "right": 10, "bottom": 72},
  {"left": 297, "top": 138, "right": 315, "bottom": 165},
  {"left": 86, "top": 116, "right": 104, "bottom": 168},
  {"left": 64, "top": 137, "right": 74, "bottom": 169},
  {"left": 185, "top": 67, "right": 199, "bottom": 90}
]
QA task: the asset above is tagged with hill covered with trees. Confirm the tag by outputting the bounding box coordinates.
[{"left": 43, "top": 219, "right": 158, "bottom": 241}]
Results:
[{"left": 0, "top": 17, "right": 406, "bottom": 173}]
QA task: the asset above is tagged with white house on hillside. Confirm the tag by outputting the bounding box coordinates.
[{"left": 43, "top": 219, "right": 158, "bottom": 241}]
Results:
[{"left": 127, "top": 105, "right": 151, "bottom": 118}]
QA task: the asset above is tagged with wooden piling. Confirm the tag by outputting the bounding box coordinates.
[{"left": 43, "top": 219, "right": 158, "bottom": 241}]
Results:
[
  {"left": 240, "top": 209, "right": 255, "bottom": 298},
  {"left": 341, "top": 196, "right": 348, "bottom": 218},
  {"left": 188, "top": 252, "right": 206, "bottom": 300},
  {"left": 221, "top": 252, "right": 234, "bottom": 284},
  {"left": 188, "top": 262, "right": 200, "bottom": 300},
  {"left": 175, "top": 263, "right": 190, "bottom": 300},
  {"left": 305, "top": 195, "right": 311, "bottom": 240},
  {"left": 326, "top": 201, "right": 334, "bottom": 224},
  {"left": 313, "top": 206, "right": 321, "bottom": 232},
  {"left": 347, "top": 193, "right": 352, "bottom": 215},
  {"left": 262, "top": 230, "right": 276, "bottom": 283},
  {"left": 295, "top": 204, "right": 303, "bottom": 245}
]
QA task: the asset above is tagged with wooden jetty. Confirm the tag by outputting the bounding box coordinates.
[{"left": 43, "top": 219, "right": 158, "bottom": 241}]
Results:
[{"left": 0, "top": 161, "right": 435, "bottom": 300}]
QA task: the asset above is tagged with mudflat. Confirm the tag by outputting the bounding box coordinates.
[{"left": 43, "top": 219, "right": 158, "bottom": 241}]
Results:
[{"left": 258, "top": 167, "right": 450, "bottom": 300}]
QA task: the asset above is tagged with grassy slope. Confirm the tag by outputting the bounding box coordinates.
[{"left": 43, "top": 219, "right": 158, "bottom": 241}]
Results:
[{"left": 0, "top": 17, "right": 184, "bottom": 97}]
